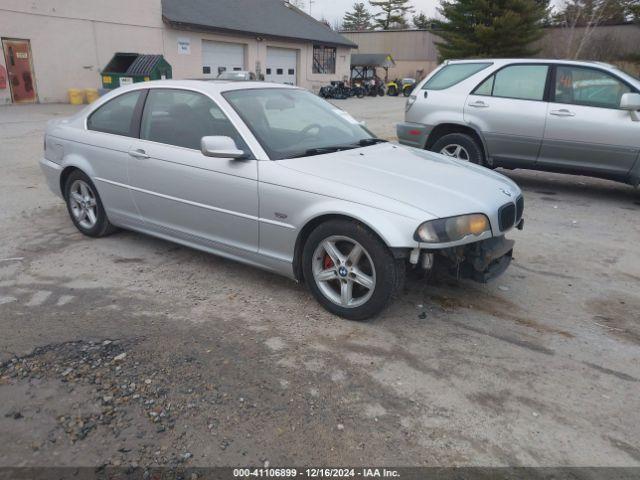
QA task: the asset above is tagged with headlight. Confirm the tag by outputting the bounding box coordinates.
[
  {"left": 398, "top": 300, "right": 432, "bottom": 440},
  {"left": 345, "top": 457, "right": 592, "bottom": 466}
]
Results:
[{"left": 415, "top": 214, "right": 491, "bottom": 243}]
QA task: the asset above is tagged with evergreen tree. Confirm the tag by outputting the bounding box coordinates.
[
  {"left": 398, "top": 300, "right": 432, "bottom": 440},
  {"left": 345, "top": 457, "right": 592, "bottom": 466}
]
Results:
[
  {"left": 412, "top": 12, "right": 434, "bottom": 28},
  {"left": 434, "top": 0, "right": 549, "bottom": 59},
  {"left": 342, "top": 2, "right": 373, "bottom": 30},
  {"left": 552, "top": 0, "right": 636, "bottom": 25},
  {"left": 369, "top": 0, "right": 414, "bottom": 29}
]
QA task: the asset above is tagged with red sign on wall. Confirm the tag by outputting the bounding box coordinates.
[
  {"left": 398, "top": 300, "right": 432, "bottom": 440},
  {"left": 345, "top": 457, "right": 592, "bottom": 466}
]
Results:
[{"left": 0, "top": 65, "right": 6, "bottom": 89}]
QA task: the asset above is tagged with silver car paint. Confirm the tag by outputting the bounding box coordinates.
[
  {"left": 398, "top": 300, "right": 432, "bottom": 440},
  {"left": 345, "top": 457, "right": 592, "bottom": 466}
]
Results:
[
  {"left": 401, "top": 59, "right": 640, "bottom": 184},
  {"left": 41, "top": 80, "right": 522, "bottom": 280}
]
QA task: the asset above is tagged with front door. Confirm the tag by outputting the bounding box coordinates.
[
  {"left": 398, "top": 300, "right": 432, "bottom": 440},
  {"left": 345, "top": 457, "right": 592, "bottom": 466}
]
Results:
[
  {"left": 2, "top": 39, "right": 37, "bottom": 103},
  {"left": 537, "top": 64, "right": 640, "bottom": 180},
  {"left": 127, "top": 88, "right": 259, "bottom": 254},
  {"left": 464, "top": 64, "right": 550, "bottom": 167}
]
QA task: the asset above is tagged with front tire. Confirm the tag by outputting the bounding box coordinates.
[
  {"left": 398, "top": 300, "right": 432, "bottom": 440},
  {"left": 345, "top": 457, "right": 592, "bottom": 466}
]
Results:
[
  {"left": 431, "top": 132, "right": 484, "bottom": 165},
  {"left": 64, "top": 170, "right": 117, "bottom": 237},
  {"left": 302, "top": 220, "right": 402, "bottom": 321}
]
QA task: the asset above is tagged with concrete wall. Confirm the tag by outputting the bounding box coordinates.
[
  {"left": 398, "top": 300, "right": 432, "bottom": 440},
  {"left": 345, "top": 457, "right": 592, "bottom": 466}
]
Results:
[
  {"left": 0, "top": 0, "right": 164, "bottom": 103},
  {"left": 0, "top": 0, "right": 351, "bottom": 103},
  {"left": 162, "top": 28, "right": 351, "bottom": 93}
]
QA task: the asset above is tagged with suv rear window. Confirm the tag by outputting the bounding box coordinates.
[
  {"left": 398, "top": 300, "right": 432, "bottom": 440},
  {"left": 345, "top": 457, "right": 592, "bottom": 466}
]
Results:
[{"left": 423, "top": 63, "right": 492, "bottom": 90}]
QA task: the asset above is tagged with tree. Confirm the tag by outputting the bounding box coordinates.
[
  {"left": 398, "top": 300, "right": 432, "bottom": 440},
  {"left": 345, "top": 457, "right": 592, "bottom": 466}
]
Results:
[
  {"left": 288, "top": 0, "right": 307, "bottom": 11},
  {"left": 412, "top": 12, "right": 434, "bottom": 28},
  {"left": 319, "top": 17, "right": 333, "bottom": 29},
  {"left": 343, "top": 2, "right": 373, "bottom": 30},
  {"left": 369, "top": 0, "right": 414, "bottom": 29},
  {"left": 434, "top": 0, "right": 549, "bottom": 60}
]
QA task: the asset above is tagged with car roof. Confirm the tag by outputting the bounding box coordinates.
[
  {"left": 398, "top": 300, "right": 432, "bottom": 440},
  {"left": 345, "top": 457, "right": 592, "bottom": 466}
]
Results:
[
  {"left": 115, "top": 79, "right": 299, "bottom": 94},
  {"left": 445, "top": 58, "right": 617, "bottom": 69}
]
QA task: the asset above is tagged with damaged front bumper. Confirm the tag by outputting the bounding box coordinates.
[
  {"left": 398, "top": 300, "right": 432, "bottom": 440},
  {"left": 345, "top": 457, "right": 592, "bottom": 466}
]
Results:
[{"left": 436, "top": 235, "right": 514, "bottom": 283}]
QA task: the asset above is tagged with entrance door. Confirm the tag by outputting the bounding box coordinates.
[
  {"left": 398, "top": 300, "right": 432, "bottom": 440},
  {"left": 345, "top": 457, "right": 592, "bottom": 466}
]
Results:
[
  {"left": 266, "top": 47, "right": 297, "bottom": 85},
  {"left": 2, "top": 39, "right": 37, "bottom": 103}
]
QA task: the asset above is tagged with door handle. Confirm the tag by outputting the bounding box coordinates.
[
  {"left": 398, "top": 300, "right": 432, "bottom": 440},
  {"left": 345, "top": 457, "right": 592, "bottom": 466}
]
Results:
[
  {"left": 128, "top": 148, "right": 149, "bottom": 159},
  {"left": 468, "top": 100, "right": 489, "bottom": 108},
  {"left": 550, "top": 109, "right": 575, "bottom": 117}
]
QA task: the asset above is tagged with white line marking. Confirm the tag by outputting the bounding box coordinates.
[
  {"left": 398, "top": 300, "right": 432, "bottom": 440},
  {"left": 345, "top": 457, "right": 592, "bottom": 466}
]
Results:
[
  {"left": 26, "top": 290, "right": 52, "bottom": 307},
  {"left": 56, "top": 295, "right": 75, "bottom": 306},
  {"left": 0, "top": 296, "right": 17, "bottom": 305},
  {"left": 0, "top": 257, "right": 24, "bottom": 263}
]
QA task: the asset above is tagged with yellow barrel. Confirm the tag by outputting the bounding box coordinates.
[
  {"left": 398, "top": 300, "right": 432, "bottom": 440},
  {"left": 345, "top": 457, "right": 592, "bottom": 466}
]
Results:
[
  {"left": 85, "top": 88, "right": 100, "bottom": 103},
  {"left": 68, "top": 88, "right": 85, "bottom": 105}
]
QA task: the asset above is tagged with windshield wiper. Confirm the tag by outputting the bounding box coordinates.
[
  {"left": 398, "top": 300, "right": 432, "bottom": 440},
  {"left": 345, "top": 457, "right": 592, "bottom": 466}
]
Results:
[
  {"left": 356, "top": 138, "right": 387, "bottom": 146},
  {"left": 288, "top": 145, "right": 358, "bottom": 158},
  {"left": 287, "top": 139, "right": 387, "bottom": 158}
]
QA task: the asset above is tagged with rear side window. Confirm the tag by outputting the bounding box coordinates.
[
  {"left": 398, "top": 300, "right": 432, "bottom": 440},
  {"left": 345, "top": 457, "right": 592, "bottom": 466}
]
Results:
[
  {"left": 475, "top": 65, "right": 549, "bottom": 101},
  {"left": 87, "top": 90, "right": 142, "bottom": 136},
  {"left": 423, "top": 63, "right": 492, "bottom": 90}
]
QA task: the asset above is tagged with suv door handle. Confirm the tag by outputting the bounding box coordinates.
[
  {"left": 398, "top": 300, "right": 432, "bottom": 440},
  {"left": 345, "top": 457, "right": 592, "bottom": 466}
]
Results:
[
  {"left": 550, "top": 109, "right": 575, "bottom": 117},
  {"left": 128, "top": 148, "right": 149, "bottom": 159},
  {"left": 468, "top": 100, "right": 489, "bottom": 108}
]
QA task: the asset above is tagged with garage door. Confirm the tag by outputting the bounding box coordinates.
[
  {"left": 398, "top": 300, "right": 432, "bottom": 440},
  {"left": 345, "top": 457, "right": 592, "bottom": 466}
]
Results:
[
  {"left": 202, "top": 40, "right": 245, "bottom": 77},
  {"left": 266, "top": 47, "right": 297, "bottom": 85}
]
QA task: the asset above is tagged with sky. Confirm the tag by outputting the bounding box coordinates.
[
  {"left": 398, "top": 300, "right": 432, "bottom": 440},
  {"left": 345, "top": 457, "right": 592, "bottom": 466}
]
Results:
[{"left": 303, "top": 0, "right": 441, "bottom": 26}]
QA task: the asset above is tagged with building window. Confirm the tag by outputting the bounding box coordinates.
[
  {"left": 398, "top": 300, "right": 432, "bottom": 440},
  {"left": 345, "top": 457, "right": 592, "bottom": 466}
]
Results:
[
  {"left": 266, "top": 68, "right": 272, "bottom": 75},
  {"left": 202, "top": 66, "right": 211, "bottom": 74},
  {"left": 288, "top": 68, "right": 295, "bottom": 75},
  {"left": 277, "top": 68, "right": 283, "bottom": 75},
  {"left": 313, "top": 46, "right": 336, "bottom": 74}
]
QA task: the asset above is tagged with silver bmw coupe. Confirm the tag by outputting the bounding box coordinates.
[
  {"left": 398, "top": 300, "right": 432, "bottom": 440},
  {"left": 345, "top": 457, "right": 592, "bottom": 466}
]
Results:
[{"left": 40, "top": 80, "right": 523, "bottom": 320}]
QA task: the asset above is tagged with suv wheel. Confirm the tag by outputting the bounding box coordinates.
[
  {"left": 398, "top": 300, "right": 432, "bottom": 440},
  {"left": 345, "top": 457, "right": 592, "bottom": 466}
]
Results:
[
  {"left": 302, "top": 220, "right": 403, "bottom": 321},
  {"left": 431, "top": 133, "right": 484, "bottom": 165}
]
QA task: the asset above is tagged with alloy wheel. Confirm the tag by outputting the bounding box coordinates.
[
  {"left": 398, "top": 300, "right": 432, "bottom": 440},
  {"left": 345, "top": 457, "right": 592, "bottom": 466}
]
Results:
[
  {"left": 440, "top": 144, "right": 470, "bottom": 161},
  {"left": 68, "top": 179, "right": 98, "bottom": 229},
  {"left": 312, "top": 235, "right": 376, "bottom": 308}
]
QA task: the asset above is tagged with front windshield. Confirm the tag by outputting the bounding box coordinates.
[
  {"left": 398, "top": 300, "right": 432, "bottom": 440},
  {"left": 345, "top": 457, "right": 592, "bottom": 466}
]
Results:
[{"left": 223, "top": 88, "right": 376, "bottom": 159}]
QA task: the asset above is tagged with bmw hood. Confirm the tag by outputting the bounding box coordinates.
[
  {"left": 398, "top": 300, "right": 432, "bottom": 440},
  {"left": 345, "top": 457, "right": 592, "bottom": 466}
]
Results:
[{"left": 277, "top": 143, "right": 521, "bottom": 219}]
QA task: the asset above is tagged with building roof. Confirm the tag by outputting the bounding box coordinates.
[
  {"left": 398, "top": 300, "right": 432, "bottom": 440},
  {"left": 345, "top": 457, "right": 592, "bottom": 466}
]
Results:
[
  {"left": 351, "top": 53, "right": 395, "bottom": 68},
  {"left": 162, "top": 0, "right": 357, "bottom": 48}
]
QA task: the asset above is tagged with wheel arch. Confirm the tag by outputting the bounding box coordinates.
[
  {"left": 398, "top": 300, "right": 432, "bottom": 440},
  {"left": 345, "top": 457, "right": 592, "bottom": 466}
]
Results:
[
  {"left": 292, "top": 212, "right": 409, "bottom": 282},
  {"left": 58, "top": 155, "right": 98, "bottom": 199},
  {"left": 426, "top": 123, "right": 488, "bottom": 161}
]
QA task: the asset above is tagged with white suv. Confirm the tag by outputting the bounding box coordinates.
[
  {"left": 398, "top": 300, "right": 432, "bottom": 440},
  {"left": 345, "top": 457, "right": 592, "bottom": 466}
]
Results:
[{"left": 398, "top": 59, "right": 640, "bottom": 187}]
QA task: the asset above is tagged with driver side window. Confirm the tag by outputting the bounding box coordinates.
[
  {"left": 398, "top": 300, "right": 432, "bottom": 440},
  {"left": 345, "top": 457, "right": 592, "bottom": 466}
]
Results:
[
  {"left": 553, "top": 66, "right": 631, "bottom": 109},
  {"left": 140, "top": 89, "right": 249, "bottom": 153}
]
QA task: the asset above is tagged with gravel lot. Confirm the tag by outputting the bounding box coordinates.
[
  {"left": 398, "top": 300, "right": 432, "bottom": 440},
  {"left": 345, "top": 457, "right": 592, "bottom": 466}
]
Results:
[{"left": 1, "top": 97, "right": 639, "bottom": 468}]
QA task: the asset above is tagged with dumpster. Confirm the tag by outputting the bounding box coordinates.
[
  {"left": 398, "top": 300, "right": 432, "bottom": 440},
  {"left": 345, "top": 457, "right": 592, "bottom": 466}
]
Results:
[{"left": 101, "top": 53, "right": 172, "bottom": 90}]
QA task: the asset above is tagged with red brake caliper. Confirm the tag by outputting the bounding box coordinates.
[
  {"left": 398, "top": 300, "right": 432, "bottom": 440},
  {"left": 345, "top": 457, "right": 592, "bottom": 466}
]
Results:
[{"left": 323, "top": 254, "right": 334, "bottom": 270}]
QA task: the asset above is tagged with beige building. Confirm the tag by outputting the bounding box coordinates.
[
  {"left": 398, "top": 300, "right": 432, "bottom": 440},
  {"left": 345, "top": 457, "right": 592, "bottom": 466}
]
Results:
[
  {"left": 342, "top": 29, "right": 440, "bottom": 81},
  {"left": 0, "top": 0, "right": 355, "bottom": 104}
]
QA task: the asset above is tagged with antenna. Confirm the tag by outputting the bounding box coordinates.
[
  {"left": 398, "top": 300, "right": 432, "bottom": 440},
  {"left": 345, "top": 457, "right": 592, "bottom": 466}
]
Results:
[{"left": 309, "top": 0, "right": 315, "bottom": 15}]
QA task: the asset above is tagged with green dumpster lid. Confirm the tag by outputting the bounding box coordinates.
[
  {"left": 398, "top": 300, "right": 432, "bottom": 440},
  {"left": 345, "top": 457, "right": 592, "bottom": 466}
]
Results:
[{"left": 127, "top": 55, "right": 163, "bottom": 76}]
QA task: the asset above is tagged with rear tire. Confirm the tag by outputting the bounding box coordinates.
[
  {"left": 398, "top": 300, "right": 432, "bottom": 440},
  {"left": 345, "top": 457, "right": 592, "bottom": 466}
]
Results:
[
  {"left": 431, "top": 132, "right": 484, "bottom": 165},
  {"left": 387, "top": 86, "right": 397, "bottom": 96},
  {"left": 302, "top": 220, "right": 402, "bottom": 321},
  {"left": 64, "top": 170, "right": 117, "bottom": 237}
]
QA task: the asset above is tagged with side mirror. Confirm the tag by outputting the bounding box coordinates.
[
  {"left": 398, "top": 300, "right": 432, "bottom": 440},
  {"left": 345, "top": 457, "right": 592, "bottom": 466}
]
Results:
[
  {"left": 620, "top": 93, "right": 640, "bottom": 121},
  {"left": 200, "top": 136, "right": 246, "bottom": 159}
]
